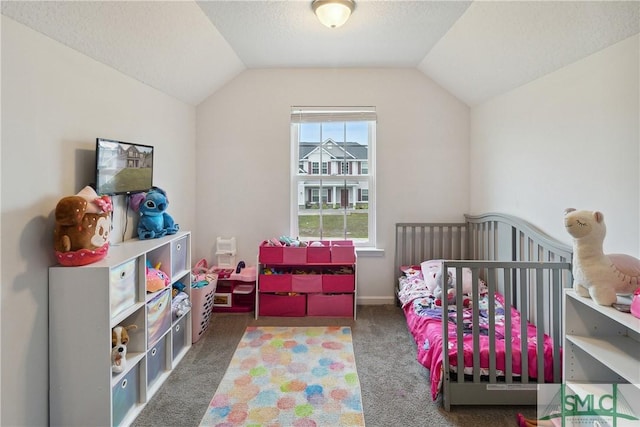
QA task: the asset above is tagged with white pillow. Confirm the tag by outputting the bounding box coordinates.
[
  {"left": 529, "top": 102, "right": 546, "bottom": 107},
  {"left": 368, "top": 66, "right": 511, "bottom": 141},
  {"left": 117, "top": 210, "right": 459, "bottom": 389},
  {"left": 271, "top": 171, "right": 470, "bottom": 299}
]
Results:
[
  {"left": 421, "top": 260, "right": 483, "bottom": 295},
  {"left": 420, "top": 260, "right": 444, "bottom": 292}
]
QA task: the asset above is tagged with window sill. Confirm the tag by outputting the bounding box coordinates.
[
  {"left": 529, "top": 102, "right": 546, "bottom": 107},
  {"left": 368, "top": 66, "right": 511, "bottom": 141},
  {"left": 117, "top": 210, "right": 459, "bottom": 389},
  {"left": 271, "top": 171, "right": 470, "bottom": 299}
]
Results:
[{"left": 355, "top": 247, "right": 384, "bottom": 257}]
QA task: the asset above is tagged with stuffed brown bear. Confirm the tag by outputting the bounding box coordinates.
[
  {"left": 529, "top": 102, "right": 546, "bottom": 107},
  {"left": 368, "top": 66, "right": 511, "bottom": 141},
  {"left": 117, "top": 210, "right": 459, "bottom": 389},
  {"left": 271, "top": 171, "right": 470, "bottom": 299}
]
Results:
[{"left": 54, "top": 187, "right": 112, "bottom": 266}]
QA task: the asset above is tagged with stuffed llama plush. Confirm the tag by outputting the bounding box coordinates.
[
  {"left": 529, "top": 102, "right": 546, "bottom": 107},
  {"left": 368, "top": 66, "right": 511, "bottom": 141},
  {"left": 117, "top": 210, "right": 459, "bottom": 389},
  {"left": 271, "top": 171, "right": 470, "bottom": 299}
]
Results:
[{"left": 564, "top": 208, "right": 640, "bottom": 306}]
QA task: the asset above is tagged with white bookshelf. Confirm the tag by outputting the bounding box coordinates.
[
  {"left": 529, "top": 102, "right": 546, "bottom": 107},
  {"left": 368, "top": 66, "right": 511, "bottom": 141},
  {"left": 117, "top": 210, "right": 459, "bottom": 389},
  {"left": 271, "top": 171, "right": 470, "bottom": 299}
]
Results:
[
  {"left": 563, "top": 289, "right": 640, "bottom": 385},
  {"left": 49, "top": 231, "right": 192, "bottom": 426}
]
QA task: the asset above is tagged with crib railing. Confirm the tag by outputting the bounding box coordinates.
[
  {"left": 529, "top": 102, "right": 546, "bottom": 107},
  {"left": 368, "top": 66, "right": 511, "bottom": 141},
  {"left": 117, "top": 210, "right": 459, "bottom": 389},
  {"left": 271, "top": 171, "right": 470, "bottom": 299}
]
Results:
[{"left": 440, "top": 260, "right": 572, "bottom": 410}]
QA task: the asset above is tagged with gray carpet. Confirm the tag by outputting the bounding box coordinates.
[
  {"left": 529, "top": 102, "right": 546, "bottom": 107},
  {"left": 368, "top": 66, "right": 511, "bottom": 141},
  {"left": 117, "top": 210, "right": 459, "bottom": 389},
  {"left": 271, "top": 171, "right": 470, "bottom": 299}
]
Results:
[{"left": 133, "top": 305, "right": 534, "bottom": 426}]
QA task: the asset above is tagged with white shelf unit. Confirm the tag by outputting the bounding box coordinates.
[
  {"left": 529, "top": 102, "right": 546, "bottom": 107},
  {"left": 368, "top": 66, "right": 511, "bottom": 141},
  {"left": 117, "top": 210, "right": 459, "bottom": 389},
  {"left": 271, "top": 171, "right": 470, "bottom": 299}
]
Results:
[
  {"left": 563, "top": 289, "right": 640, "bottom": 385},
  {"left": 49, "top": 231, "right": 192, "bottom": 427}
]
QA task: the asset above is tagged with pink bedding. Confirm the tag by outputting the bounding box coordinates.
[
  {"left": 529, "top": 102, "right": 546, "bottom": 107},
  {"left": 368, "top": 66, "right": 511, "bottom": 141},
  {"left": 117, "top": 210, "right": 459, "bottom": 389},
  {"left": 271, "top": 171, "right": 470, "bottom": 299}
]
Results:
[{"left": 399, "top": 271, "right": 557, "bottom": 400}]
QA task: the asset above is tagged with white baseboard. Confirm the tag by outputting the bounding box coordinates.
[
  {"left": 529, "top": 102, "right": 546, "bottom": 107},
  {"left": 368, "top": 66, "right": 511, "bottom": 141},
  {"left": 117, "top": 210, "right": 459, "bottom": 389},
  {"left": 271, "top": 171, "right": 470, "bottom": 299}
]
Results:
[{"left": 356, "top": 296, "right": 396, "bottom": 305}]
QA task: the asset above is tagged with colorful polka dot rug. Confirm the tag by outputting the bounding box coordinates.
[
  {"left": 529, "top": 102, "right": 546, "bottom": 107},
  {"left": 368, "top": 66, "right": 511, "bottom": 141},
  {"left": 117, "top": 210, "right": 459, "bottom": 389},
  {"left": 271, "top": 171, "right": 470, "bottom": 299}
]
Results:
[{"left": 199, "top": 326, "right": 365, "bottom": 426}]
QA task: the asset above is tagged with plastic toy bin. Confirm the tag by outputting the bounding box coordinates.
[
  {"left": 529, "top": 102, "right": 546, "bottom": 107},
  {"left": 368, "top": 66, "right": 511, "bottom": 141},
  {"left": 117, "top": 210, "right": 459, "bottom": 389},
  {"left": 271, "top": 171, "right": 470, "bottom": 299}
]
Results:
[
  {"left": 191, "top": 276, "right": 217, "bottom": 344},
  {"left": 259, "top": 294, "right": 306, "bottom": 317},
  {"left": 307, "top": 293, "right": 353, "bottom": 317}
]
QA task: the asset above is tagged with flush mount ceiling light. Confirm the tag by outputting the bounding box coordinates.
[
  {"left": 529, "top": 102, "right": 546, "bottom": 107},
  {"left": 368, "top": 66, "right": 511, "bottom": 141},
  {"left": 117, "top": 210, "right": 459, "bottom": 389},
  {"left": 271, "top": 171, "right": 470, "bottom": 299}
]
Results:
[{"left": 312, "top": 0, "right": 355, "bottom": 28}]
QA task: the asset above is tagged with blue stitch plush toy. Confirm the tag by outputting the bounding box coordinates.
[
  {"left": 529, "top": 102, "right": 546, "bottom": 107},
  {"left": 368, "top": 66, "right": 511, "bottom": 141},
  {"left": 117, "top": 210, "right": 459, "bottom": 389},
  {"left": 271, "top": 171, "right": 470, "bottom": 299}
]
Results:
[{"left": 135, "top": 187, "right": 179, "bottom": 240}]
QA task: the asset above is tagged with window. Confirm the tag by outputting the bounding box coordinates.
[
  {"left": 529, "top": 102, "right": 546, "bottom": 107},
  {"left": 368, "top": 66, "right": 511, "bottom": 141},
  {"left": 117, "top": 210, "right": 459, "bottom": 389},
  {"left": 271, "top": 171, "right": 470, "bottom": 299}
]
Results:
[{"left": 291, "top": 106, "right": 376, "bottom": 247}]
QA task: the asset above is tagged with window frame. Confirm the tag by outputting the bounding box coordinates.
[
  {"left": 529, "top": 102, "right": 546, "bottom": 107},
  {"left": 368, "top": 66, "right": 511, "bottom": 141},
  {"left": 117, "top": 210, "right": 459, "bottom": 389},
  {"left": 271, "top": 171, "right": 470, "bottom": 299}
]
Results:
[{"left": 290, "top": 107, "right": 377, "bottom": 247}]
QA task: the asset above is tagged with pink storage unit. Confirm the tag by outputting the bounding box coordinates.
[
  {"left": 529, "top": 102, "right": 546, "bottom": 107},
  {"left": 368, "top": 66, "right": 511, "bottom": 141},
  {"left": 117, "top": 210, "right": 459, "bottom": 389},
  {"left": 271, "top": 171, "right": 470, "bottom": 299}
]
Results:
[
  {"left": 259, "top": 274, "right": 292, "bottom": 292},
  {"left": 283, "top": 246, "right": 307, "bottom": 264},
  {"left": 322, "top": 274, "right": 355, "bottom": 293},
  {"left": 259, "top": 243, "right": 283, "bottom": 264},
  {"left": 259, "top": 294, "right": 306, "bottom": 317},
  {"left": 307, "top": 241, "right": 331, "bottom": 263},
  {"left": 330, "top": 240, "right": 356, "bottom": 263},
  {"left": 307, "top": 294, "right": 354, "bottom": 317},
  {"left": 291, "top": 274, "right": 322, "bottom": 293}
]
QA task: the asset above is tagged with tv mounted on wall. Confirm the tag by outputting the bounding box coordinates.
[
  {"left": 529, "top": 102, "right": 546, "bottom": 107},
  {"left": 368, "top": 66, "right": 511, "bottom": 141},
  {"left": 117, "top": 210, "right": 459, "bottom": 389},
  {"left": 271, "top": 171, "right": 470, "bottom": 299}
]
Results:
[{"left": 95, "top": 138, "right": 154, "bottom": 195}]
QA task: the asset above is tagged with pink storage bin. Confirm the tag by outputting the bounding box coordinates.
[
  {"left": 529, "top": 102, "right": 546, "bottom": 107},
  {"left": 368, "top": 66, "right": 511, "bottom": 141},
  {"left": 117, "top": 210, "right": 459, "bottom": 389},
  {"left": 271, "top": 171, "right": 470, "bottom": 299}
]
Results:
[
  {"left": 631, "top": 288, "right": 640, "bottom": 319},
  {"left": 322, "top": 274, "right": 355, "bottom": 293},
  {"left": 292, "top": 274, "right": 322, "bottom": 293},
  {"left": 307, "top": 241, "right": 331, "bottom": 263},
  {"left": 259, "top": 243, "right": 283, "bottom": 264},
  {"left": 259, "top": 274, "right": 292, "bottom": 292},
  {"left": 307, "top": 293, "right": 354, "bottom": 317},
  {"left": 283, "top": 246, "right": 307, "bottom": 264},
  {"left": 330, "top": 240, "right": 356, "bottom": 263},
  {"left": 259, "top": 294, "right": 306, "bottom": 316}
]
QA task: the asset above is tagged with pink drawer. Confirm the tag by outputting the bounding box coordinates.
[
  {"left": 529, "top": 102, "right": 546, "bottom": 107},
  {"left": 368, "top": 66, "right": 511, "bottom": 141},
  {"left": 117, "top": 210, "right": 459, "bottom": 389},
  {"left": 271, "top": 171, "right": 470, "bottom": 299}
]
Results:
[
  {"left": 307, "top": 241, "right": 331, "bottom": 263},
  {"left": 292, "top": 274, "right": 322, "bottom": 293},
  {"left": 259, "top": 243, "right": 283, "bottom": 264},
  {"left": 322, "top": 274, "right": 355, "bottom": 293},
  {"left": 307, "top": 294, "right": 353, "bottom": 317},
  {"left": 259, "top": 294, "right": 306, "bottom": 317},
  {"left": 283, "top": 246, "right": 307, "bottom": 264},
  {"left": 259, "top": 274, "right": 292, "bottom": 292},
  {"left": 330, "top": 241, "right": 355, "bottom": 263}
]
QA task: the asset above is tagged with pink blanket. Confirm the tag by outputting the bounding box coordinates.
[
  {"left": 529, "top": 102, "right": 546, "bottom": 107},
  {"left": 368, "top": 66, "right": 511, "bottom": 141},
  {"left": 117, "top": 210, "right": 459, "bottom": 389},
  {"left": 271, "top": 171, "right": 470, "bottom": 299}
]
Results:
[{"left": 400, "top": 277, "right": 557, "bottom": 400}]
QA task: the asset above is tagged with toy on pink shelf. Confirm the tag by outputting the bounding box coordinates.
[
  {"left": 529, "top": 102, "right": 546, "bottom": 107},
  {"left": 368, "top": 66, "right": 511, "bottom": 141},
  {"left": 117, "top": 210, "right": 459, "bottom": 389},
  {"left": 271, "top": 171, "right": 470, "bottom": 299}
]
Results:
[{"left": 564, "top": 208, "right": 640, "bottom": 306}]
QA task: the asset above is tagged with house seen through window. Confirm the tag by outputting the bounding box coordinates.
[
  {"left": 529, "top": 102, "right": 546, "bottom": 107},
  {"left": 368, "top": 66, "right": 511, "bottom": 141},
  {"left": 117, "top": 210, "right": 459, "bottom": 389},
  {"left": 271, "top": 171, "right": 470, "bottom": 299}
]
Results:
[{"left": 290, "top": 107, "right": 376, "bottom": 247}]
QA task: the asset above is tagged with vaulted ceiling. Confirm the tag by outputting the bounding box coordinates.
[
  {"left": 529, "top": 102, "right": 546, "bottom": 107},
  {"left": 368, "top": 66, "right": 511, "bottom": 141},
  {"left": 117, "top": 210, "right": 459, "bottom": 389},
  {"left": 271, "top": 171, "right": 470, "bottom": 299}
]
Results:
[{"left": 2, "top": 1, "right": 638, "bottom": 106}]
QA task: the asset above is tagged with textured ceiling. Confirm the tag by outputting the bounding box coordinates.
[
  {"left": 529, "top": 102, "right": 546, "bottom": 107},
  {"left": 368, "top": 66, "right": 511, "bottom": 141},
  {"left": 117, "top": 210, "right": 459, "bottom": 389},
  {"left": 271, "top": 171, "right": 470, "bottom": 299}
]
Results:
[{"left": 2, "top": 1, "right": 639, "bottom": 106}]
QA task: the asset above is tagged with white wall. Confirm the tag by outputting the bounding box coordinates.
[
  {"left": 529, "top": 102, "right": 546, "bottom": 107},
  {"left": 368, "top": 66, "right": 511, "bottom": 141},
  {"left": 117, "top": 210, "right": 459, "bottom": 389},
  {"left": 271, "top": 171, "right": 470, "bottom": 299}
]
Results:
[
  {"left": 195, "top": 68, "right": 470, "bottom": 303},
  {"left": 470, "top": 35, "right": 639, "bottom": 256},
  {"left": 1, "top": 16, "right": 196, "bottom": 426}
]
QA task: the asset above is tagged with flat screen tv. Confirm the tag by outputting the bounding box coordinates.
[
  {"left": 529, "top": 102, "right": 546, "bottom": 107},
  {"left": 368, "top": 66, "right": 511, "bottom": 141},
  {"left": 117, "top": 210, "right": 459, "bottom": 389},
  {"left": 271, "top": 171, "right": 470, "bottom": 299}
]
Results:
[{"left": 95, "top": 138, "right": 154, "bottom": 195}]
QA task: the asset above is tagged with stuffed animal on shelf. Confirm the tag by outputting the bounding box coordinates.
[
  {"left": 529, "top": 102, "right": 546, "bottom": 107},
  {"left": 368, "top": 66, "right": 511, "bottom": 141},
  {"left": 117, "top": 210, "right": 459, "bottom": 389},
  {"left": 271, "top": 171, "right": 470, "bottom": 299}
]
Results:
[
  {"left": 146, "top": 261, "right": 170, "bottom": 292},
  {"left": 564, "top": 208, "right": 640, "bottom": 306},
  {"left": 54, "top": 186, "right": 113, "bottom": 266},
  {"left": 111, "top": 324, "right": 137, "bottom": 374},
  {"left": 132, "top": 187, "right": 179, "bottom": 240}
]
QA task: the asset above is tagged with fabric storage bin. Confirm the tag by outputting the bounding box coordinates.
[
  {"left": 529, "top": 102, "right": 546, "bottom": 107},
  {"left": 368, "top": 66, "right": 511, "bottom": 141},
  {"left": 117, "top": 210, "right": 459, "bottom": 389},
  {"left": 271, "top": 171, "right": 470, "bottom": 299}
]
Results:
[
  {"left": 146, "top": 289, "right": 171, "bottom": 346},
  {"left": 330, "top": 241, "right": 356, "bottom": 263},
  {"left": 259, "top": 274, "right": 292, "bottom": 292},
  {"left": 283, "top": 246, "right": 307, "bottom": 264},
  {"left": 110, "top": 259, "right": 137, "bottom": 319},
  {"left": 171, "top": 236, "right": 189, "bottom": 277},
  {"left": 307, "top": 241, "right": 331, "bottom": 263},
  {"left": 291, "top": 274, "right": 322, "bottom": 293},
  {"left": 172, "top": 315, "right": 188, "bottom": 360},
  {"left": 322, "top": 274, "right": 355, "bottom": 293},
  {"left": 112, "top": 362, "right": 140, "bottom": 426},
  {"left": 259, "top": 243, "right": 283, "bottom": 264},
  {"left": 307, "top": 293, "right": 354, "bottom": 317},
  {"left": 191, "top": 277, "right": 217, "bottom": 344},
  {"left": 147, "top": 335, "right": 167, "bottom": 388},
  {"left": 259, "top": 294, "right": 306, "bottom": 316}
]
